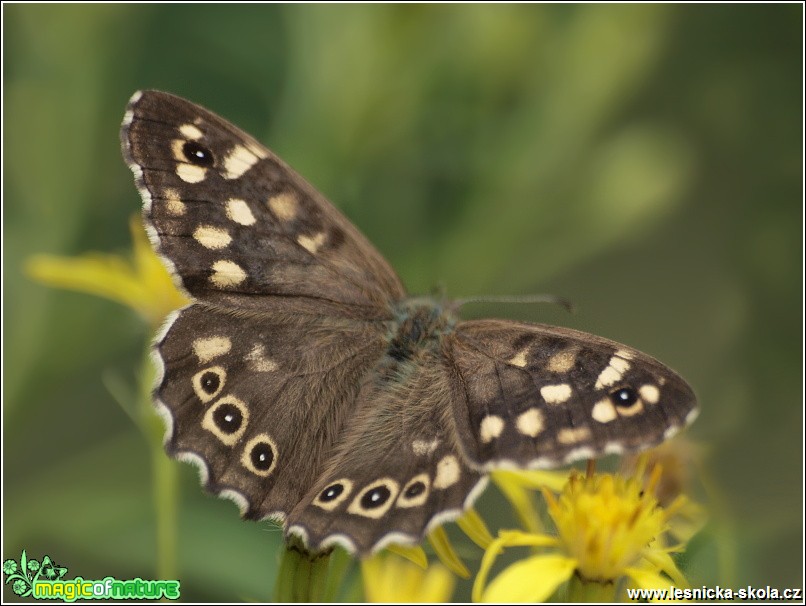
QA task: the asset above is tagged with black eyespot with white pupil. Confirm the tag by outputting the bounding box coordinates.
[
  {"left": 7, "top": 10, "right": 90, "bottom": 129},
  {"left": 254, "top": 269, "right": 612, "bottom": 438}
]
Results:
[
  {"left": 320, "top": 484, "right": 344, "bottom": 502},
  {"left": 250, "top": 442, "right": 274, "bottom": 471},
  {"left": 212, "top": 403, "right": 243, "bottom": 434},
  {"left": 404, "top": 481, "right": 426, "bottom": 499},
  {"left": 182, "top": 141, "right": 214, "bottom": 167},
  {"left": 610, "top": 387, "right": 639, "bottom": 408},
  {"left": 200, "top": 371, "right": 220, "bottom": 395},
  {"left": 360, "top": 486, "right": 392, "bottom": 509}
]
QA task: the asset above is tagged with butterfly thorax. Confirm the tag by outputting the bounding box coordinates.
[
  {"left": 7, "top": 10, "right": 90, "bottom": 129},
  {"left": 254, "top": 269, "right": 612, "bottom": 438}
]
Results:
[{"left": 385, "top": 299, "right": 457, "bottom": 365}]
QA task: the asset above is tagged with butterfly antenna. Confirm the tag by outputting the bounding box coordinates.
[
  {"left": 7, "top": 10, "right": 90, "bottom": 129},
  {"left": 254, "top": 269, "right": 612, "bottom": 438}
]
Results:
[{"left": 454, "top": 294, "right": 576, "bottom": 314}]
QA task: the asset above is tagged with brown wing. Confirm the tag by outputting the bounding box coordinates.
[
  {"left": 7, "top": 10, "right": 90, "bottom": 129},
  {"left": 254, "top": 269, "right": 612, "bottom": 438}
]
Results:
[
  {"left": 445, "top": 319, "right": 698, "bottom": 470},
  {"left": 121, "top": 90, "right": 405, "bottom": 319},
  {"left": 155, "top": 304, "right": 389, "bottom": 522},
  {"left": 285, "top": 350, "right": 485, "bottom": 555}
]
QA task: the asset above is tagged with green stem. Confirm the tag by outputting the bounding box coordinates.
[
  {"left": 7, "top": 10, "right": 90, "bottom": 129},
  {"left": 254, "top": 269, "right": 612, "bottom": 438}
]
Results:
[
  {"left": 565, "top": 572, "right": 618, "bottom": 602},
  {"left": 274, "top": 536, "right": 334, "bottom": 602},
  {"left": 322, "top": 547, "right": 352, "bottom": 602},
  {"left": 139, "top": 343, "right": 178, "bottom": 581}
]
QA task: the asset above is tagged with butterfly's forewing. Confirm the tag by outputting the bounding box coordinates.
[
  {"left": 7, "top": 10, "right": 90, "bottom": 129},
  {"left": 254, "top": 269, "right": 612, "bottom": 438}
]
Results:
[
  {"left": 445, "top": 320, "right": 698, "bottom": 470},
  {"left": 122, "top": 90, "right": 405, "bottom": 319},
  {"left": 155, "top": 304, "right": 388, "bottom": 521}
]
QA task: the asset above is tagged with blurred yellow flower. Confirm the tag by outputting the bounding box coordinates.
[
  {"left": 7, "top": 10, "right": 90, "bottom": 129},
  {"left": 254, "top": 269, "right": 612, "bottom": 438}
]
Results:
[
  {"left": 474, "top": 461, "right": 701, "bottom": 602},
  {"left": 26, "top": 216, "right": 188, "bottom": 327},
  {"left": 621, "top": 438, "right": 707, "bottom": 545},
  {"left": 363, "top": 552, "right": 455, "bottom": 603},
  {"left": 378, "top": 507, "right": 494, "bottom": 582}
]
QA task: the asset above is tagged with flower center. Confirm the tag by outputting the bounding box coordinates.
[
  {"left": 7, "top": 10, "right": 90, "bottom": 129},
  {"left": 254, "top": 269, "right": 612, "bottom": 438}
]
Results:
[{"left": 545, "top": 471, "right": 667, "bottom": 582}]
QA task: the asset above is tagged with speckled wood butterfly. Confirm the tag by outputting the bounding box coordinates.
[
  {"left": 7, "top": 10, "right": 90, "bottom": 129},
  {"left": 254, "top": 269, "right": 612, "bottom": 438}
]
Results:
[{"left": 120, "top": 90, "right": 698, "bottom": 555}]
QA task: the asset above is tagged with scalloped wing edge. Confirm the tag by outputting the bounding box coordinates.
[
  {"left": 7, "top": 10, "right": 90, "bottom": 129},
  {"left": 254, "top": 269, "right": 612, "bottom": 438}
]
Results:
[
  {"left": 149, "top": 306, "right": 291, "bottom": 524},
  {"left": 473, "top": 406, "right": 699, "bottom": 474},
  {"left": 120, "top": 90, "right": 193, "bottom": 302},
  {"left": 285, "top": 476, "right": 489, "bottom": 556}
]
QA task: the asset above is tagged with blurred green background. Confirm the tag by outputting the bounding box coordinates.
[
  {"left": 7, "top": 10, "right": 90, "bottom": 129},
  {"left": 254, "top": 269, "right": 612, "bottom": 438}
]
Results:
[{"left": 4, "top": 3, "right": 802, "bottom": 602}]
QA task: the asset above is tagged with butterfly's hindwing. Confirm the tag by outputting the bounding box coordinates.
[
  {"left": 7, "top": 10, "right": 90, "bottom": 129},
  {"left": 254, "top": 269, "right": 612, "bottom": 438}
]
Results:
[
  {"left": 155, "top": 303, "right": 388, "bottom": 521},
  {"left": 286, "top": 349, "right": 486, "bottom": 554},
  {"left": 122, "top": 90, "right": 404, "bottom": 318},
  {"left": 446, "top": 320, "right": 698, "bottom": 471}
]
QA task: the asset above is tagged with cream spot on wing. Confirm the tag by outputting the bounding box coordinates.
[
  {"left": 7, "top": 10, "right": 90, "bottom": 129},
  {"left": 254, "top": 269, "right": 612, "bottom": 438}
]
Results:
[
  {"left": 297, "top": 232, "right": 327, "bottom": 254},
  {"left": 412, "top": 438, "right": 439, "bottom": 456},
  {"left": 547, "top": 349, "right": 577, "bottom": 372},
  {"left": 193, "top": 336, "right": 232, "bottom": 363},
  {"left": 396, "top": 473, "right": 430, "bottom": 508},
  {"left": 179, "top": 123, "right": 203, "bottom": 140},
  {"left": 245, "top": 344, "right": 278, "bottom": 372},
  {"left": 171, "top": 139, "right": 185, "bottom": 162},
  {"left": 557, "top": 426, "right": 592, "bottom": 445},
  {"left": 225, "top": 198, "right": 256, "bottom": 225},
  {"left": 347, "top": 478, "right": 399, "bottom": 518},
  {"left": 241, "top": 434, "right": 278, "bottom": 477},
  {"left": 313, "top": 479, "right": 354, "bottom": 511},
  {"left": 685, "top": 408, "right": 699, "bottom": 425},
  {"left": 663, "top": 425, "right": 680, "bottom": 440},
  {"left": 508, "top": 348, "right": 529, "bottom": 368},
  {"left": 540, "top": 384, "right": 573, "bottom": 404},
  {"left": 615, "top": 349, "right": 634, "bottom": 360},
  {"left": 267, "top": 191, "right": 298, "bottom": 221},
  {"left": 176, "top": 163, "right": 207, "bottom": 183},
  {"left": 433, "top": 455, "right": 461, "bottom": 489},
  {"left": 479, "top": 415, "right": 505, "bottom": 443},
  {"left": 591, "top": 398, "right": 618, "bottom": 423},
  {"left": 639, "top": 384, "right": 661, "bottom": 405},
  {"left": 595, "top": 355, "right": 631, "bottom": 389},
  {"left": 516, "top": 408, "right": 544, "bottom": 437},
  {"left": 202, "top": 395, "right": 249, "bottom": 446},
  {"left": 210, "top": 260, "right": 247, "bottom": 287},
  {"left": 164, "top": 188, "right": 186, "bottom": 216},
  {"left": 194, "top": 225, "right": 232, "bottom": 250},
  {"left": 222, "top": 144, "right": 260, "bottom": 179}
]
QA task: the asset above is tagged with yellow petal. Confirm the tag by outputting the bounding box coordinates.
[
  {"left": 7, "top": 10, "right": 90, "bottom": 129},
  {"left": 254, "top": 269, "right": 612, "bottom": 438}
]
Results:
[
  {"left": 457, "top": 508, "right": 494, "bottom": 549},
  {"left": 427, "top": 526, "right": 470, "bottom": 579},
  {"left": 25, "top": 216, "right": 188, "bottom": 327},
  {"left": 642, "top": 549, "right": 688, "bottom": 588},
  {"left": 625, "top": 566, "right": 674, "bottom": 601},
  {"left": 362, "top": 553, "right": 454, "bottom": 603},
  {"left": 492, "top": 473, "right": 544, "bottom": 533},
  {"left": 496, "top": 469, "right": 570, "bottom": 492},
  {"left": 472, "top": 531, "right": 560, "bottom": 602},
  {"left": 415, "top": 563, "right": 455, "bottom": 603},
  {"left": 26, "top": 253, "right": 148, "bottom": 313},
  {"left": 482, "top": 554, "right": 576, "bottom": 602},
  {"left": 385, "top": 543, "right": 428, "bottom": 569}
]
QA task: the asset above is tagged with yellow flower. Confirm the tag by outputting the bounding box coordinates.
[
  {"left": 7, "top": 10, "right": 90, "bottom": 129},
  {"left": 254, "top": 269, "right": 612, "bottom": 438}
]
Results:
[
  {"left": 26, "top": 216, "right": 188, "bottom": 327},
  {"left": 474, "top": 461, "right": 697, "bottom": 602},
  {"left": 363, "top": 552, "right": 455, "bottom": 603},
  {"left": 621, "top": 438, "right": 707, "bottom": 544}
]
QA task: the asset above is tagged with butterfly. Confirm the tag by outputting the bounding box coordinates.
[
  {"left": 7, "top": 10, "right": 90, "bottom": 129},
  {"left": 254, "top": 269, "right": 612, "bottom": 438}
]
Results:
[{"left": 120, "top": 90, "right": 698, "bottom": 556}]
